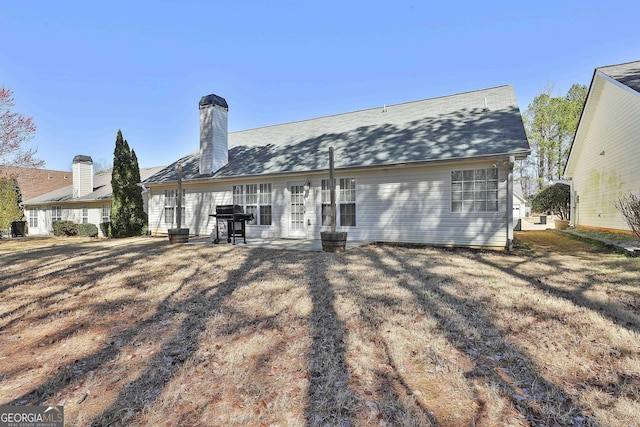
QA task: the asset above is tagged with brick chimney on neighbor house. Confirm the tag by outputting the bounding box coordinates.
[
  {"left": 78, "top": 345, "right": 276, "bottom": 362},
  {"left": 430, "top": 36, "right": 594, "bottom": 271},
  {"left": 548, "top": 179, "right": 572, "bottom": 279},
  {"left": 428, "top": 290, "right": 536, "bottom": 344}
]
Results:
[
  {"left": 72, "top": 155, "right": 93, "bottom": 198},
  {"left": 199, "top": 94, "right": 229, "bottom": 175}
]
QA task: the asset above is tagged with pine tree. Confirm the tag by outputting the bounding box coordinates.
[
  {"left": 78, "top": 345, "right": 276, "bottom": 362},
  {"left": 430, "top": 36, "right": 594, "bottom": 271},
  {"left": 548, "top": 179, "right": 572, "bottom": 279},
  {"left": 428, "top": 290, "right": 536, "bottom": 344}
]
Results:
[{"left": 110, "top": 130, "right": 146, "bottom": 237}]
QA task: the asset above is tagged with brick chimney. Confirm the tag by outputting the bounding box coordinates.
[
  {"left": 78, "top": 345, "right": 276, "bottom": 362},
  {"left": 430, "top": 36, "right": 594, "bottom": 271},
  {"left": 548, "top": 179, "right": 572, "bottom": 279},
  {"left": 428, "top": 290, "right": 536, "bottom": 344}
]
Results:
[
  {"left": 199, "top": 94, "right": 229, "bottom": 175},
  {"left": 72, "top": 155, "right": 93, "bottom": 198}
]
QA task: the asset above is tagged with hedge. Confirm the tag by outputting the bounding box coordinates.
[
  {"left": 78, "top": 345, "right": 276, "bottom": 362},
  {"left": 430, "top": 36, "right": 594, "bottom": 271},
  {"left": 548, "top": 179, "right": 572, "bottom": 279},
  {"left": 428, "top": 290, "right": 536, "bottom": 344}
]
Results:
[
  {"left": 52, "top": 220, "right": 78, "bottom": 236},
  {"left": 78, "top": 223, "right": 98, "bottom": 237}
]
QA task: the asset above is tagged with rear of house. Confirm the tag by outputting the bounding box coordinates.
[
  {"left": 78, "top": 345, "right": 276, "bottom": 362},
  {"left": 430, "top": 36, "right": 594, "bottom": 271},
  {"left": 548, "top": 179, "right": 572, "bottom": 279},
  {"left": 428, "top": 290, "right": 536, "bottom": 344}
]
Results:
[
  {"left": 565, "top": 60, "right": 640, "bottom": 232},
  {"left": 145, "top": 85, "right": 530, "bottom": 249},
  {"left": 23, "top": 156, "right": 163, "bottom": 237}
]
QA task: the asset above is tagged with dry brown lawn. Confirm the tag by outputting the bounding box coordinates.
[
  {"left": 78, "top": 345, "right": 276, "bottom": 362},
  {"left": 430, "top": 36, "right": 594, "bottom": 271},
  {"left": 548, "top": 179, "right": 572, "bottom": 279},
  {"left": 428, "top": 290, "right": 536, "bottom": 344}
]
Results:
[{"left": 0, "top": 231, "right": 639, "bottom": 426}]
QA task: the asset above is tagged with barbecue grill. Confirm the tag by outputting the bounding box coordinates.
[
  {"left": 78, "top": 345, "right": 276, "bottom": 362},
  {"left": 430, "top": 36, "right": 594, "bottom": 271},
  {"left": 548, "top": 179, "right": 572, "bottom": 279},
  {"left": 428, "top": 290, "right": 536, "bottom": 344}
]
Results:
[{"left": 209, "top": 204, "right": 254, "bottom": 244}]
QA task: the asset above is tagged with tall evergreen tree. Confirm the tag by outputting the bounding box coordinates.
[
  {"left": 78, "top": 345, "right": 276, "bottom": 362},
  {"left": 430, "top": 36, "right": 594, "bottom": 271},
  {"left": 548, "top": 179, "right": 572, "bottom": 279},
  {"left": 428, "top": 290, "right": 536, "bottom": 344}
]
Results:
[
  {"left": 0, "top": 177, "right": 23, "bottom": 231},
  {"left": 110, "top": 130, "right": 146, "bottom": 237}
]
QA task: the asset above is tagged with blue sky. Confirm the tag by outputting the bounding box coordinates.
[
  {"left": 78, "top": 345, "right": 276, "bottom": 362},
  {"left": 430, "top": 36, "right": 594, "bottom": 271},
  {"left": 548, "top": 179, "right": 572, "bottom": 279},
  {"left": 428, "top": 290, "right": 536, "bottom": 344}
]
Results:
[{"left": 1, "top": 1, "right": 639, "bottom": 171}]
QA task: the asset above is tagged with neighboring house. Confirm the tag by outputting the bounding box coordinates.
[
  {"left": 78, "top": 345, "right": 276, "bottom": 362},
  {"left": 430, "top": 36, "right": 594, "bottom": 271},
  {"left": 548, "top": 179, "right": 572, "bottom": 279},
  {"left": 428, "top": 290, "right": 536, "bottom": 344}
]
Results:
[
  {"left": 144, "top": 85, "right": 530, "bottom": 249},
  {"left": 564, "top": 60, "right": 640, "bottom": 233},
  {"left": 0, "top": 165, "right": 71, "bottom": 201},
  {"left": 512, "top": 187, "right": 529, "bottom": 219},
  {"left": 23, "top": 156, "right": 164, "bottom": 237}
]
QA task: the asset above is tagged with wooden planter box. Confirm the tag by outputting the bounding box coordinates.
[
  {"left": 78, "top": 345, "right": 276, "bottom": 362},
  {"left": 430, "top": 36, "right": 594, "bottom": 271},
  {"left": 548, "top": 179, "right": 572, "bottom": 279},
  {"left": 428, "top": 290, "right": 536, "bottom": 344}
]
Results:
[
  {"left": 321, "top": 231, "right": 347, "bottom": 253},
  {"left": 168, "top": 228, "right": 190, "bottom": 244}
]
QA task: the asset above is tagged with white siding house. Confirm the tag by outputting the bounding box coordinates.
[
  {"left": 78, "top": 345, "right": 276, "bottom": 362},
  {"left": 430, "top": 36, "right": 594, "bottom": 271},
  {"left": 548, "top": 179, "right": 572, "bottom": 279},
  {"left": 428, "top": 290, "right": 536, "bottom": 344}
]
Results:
[
  {"left": 145, "top": 86, "right": 530, "bottom": 249},
  {"left": 23, "top": 156, "right": 164, "bottom": 237},
  {"left": 565, "top": 60, "right": 640, "bottom": 233}
]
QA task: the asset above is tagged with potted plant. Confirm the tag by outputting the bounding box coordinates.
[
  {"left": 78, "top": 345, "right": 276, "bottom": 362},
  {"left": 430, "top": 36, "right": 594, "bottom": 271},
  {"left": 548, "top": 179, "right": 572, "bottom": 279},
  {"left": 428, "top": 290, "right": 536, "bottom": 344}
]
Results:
[
  {"left": 321, "top": 147, "right": 347, "bottom": 252},
  {"left": 168, "top": 163, "right": 190, "bottom": 243}
]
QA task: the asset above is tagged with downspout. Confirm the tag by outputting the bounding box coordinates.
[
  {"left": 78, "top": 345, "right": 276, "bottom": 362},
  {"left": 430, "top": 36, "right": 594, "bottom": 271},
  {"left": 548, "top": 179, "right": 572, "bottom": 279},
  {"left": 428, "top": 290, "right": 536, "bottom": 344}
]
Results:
[{"left": 506, "top": 155, "right": 515, "bottom": 251}]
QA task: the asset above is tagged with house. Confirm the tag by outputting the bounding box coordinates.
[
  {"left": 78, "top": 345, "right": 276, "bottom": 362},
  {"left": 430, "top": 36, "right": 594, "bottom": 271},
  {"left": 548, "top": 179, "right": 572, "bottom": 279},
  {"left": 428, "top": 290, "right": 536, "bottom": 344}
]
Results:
[
  {"left": 564, "top": 60, "right": 640, "bottom": 233},
  {"left": 144, "top": 85, "right": 530, "bottom": 249},
  {"left": 512, "top": 187, "right": 529, "bottom": 219},
  {"left": 22, "top": 156, "right": 164, "bottom": 237},
  {"left": 0, "top": 165, "right": 71, "bottom": 201}
]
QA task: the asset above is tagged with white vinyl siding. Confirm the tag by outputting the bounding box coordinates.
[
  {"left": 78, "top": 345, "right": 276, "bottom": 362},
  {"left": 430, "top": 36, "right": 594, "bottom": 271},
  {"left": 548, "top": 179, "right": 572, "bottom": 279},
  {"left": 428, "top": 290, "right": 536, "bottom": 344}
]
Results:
[
  {"left": 565, "top": 75, "right": 640, "bottom": 232},
  {"left": 146, "top": 160, "right": 511, "bottom": 248}
]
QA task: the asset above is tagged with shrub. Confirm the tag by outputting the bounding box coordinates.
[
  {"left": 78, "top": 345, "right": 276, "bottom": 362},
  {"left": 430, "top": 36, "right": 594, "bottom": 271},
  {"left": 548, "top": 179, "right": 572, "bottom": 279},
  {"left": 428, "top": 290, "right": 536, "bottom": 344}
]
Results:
[
  {"left": 614, "top": 192, "right": 640, "bottom": 239},
  {"left": 100, "top": 222, "right": 111, "bottom": 238},
  {"left": 532, "top": 183, "right": 570, "bottom": 220},
  {"left": 52, "top": 220, "right": 78, "bottom": 236},
  {"left": 78, "top": 223, "right": 98, "bottom": 237}
]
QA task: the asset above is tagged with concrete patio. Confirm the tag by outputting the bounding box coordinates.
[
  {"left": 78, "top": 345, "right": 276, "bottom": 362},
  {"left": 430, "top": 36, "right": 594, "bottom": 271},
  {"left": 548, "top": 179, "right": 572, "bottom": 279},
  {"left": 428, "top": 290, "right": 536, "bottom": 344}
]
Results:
[{"left": 186, "top": 236, "right": 372, "bottom": 251}]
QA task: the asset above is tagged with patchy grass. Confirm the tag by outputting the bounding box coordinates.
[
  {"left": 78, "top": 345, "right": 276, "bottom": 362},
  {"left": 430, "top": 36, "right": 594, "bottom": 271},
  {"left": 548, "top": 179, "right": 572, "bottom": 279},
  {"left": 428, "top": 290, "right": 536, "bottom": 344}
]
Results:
[{"left": 1, "top": 232, "right": 639, "bottom": 426}]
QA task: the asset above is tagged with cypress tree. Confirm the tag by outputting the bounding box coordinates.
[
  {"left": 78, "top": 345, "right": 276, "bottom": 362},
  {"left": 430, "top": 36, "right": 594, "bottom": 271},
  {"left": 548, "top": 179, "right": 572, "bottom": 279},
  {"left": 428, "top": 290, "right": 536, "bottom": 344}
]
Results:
[
  {"left": 0, "top": 177, "right": 23, "bottom": 231},
  {"left": 110, "top": 130, "right": 146, "bottom": 237}
]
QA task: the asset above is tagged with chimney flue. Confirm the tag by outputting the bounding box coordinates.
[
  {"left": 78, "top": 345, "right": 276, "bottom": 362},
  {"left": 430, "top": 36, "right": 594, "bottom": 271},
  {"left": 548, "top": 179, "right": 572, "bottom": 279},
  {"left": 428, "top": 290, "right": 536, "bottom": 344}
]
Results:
[
  {"left": 199, "top": 94, "right": 229, "bottom": 175},
  {"left": 72, "top": 155, "right": 93, "bottom": 198}
]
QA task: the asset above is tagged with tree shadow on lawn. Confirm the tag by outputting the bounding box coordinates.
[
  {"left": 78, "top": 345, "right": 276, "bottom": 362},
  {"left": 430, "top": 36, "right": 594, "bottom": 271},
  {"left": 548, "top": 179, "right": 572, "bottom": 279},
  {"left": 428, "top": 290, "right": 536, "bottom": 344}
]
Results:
[
  {"left": 0, "top": 239, "right": 172, "bottom": 332},
  {"left": 477, "top": 241, "right": 640, "bottom": 335},
  {"left": 341, "top": 246, "right": 599, "bottom": 427},
  {"left": 4, "top": 242, "right": 271, "bottom": 423}
]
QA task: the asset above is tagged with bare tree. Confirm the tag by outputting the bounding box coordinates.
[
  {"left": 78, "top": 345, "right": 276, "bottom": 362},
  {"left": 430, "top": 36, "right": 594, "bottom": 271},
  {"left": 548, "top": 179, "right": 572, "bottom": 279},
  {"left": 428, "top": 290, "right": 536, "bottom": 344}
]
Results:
[{"left": 1, "top": 87, "right": 43, "bottom": 167}]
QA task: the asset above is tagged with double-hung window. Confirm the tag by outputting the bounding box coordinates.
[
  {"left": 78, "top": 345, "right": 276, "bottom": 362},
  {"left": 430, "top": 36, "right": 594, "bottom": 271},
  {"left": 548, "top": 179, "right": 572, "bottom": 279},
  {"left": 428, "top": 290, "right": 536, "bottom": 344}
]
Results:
[
  {"left": 232, "top": 183, "right": 272, "bottom": 225},
  {"left": 102, "top": 204, "right": 111, "bottom": 223},
  {"left": 29, "top": 208, "right": 38, "bottom": 228},
  {"left": 451, "top": 168, "right": 498, "bottom": 212},
  {"left": 321, "top": 177, "right": 357, "bottom": 227},
  {"left": 164, "top": 189, "right": 185, "bottom": 225},
  {"left": 51, "top": 206, "right": 62, "bottom": 222}
]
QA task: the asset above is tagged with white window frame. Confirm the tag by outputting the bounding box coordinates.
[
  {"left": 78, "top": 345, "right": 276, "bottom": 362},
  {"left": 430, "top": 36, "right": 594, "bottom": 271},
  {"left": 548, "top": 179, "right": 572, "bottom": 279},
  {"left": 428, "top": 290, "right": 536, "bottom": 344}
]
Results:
[
  {"left": 29, "top": 208, "right": 38, "bottom": 228},
  {"left": 232, "top": 183, "right": 272, "bottom": 226},
  {"left": 82, "top": 206, "right": 89, "bottom": 224},
  {"left": 51, "top": 206, "right": 62, "bottom": 222},
  {"left": 164, "top": 189, "right": 185, "bottom": 225},
  {"left": 321, "top": 177, "right": 357, "bottom": 227},
  {"left": 451, "top": 168, "right": 499, "bottom": 213},
  {"left": 102, "top": 204, "right": 111, "bottom": 223}
]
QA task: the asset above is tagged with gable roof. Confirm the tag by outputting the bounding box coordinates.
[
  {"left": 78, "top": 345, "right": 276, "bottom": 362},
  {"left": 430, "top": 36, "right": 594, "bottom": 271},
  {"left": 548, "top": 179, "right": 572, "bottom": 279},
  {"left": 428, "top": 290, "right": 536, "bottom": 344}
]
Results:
[
  {"left": 145, "top": 85, "right": 529, "bottom": 184},
  {"left": 565, "top": 60, "right": 640, "bottom": 176},
  {"left": 0, "top": 166, "right": 72, "bottom": 200},
  {"left": 597, "top": 60, "right": 640, "bottom": 93},
  {"left": 23, "top": 166, "right": 165, "bottom": 205}
]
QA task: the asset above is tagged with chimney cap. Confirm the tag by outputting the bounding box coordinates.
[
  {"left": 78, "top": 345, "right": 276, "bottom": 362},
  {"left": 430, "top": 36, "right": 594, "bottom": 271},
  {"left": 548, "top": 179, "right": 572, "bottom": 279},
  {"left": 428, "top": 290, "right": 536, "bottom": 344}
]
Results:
[
  {"left": 73, "top": 155, "right": 93, "bottom": 164},
  {"left": 199, "top": 94, "right": 228, "bottom": 110}
]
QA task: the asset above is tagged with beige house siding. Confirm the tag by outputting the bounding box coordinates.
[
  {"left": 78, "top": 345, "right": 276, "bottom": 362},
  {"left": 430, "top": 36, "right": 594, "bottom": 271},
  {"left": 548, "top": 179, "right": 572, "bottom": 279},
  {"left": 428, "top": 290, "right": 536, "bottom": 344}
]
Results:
[
  {"left": 566, "top": 74, "right": 640, "bottom": 232},
  {"left": 148, "top": 159, "right": 513, "bottom": 248},
  {"left": 24, "top": 202, "right": 111, "bottom": 237}
]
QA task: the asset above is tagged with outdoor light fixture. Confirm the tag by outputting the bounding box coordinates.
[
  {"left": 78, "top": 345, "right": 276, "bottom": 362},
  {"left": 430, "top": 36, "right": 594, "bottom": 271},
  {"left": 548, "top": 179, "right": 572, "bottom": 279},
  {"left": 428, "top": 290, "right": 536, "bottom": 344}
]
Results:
[{"left": 600, "top": 150, "right": 605, "bottom": 156}]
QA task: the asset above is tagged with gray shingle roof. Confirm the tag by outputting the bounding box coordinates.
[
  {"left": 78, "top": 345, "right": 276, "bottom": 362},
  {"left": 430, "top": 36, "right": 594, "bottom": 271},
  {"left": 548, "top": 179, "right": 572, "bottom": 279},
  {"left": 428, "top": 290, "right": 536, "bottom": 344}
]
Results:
[
  {"left": 23, "top": 166, "right": 165, "bottom": 204},
  {"left": 598, "top": 60, "right": 640, "bottom": 93},
  {"left": 145, "top": 85, "right": 529, "bottom": 184}
]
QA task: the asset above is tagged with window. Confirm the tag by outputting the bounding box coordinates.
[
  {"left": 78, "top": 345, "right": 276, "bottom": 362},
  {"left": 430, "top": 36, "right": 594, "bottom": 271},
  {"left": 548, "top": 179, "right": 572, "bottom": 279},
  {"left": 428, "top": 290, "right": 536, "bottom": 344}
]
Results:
[
  {"left": 102, "top": 204, "right": 111, "bottom": 223},
  {"left": 232, "top": 183, "right": 272, "bottom": 225},
  {"left": 29, "top": 208, "right": 38, "bottom": 228},
  {"left": 451, "top": 168, "right": 498, "bottom": 212},
  {"left": 82, "top": 206, "right": 89, "bottom": 224},
  {"left": 321, "top": 177, "right": 357, "bottom": 227},
  {"left": 51, "top": 206, "right": 62, "bottom": 222},
  {"left": 164, "top": 189, "right": 185, "bottom": 224}
]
